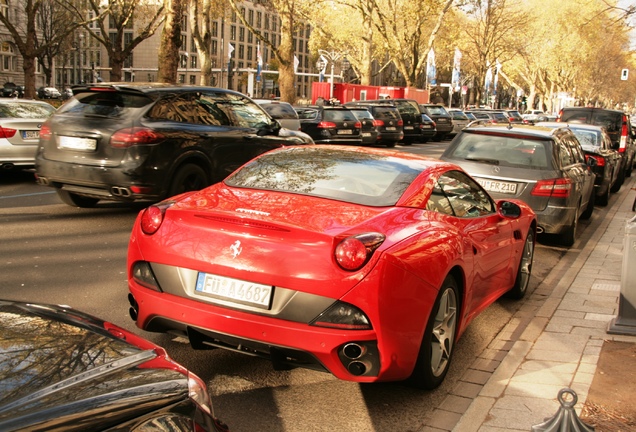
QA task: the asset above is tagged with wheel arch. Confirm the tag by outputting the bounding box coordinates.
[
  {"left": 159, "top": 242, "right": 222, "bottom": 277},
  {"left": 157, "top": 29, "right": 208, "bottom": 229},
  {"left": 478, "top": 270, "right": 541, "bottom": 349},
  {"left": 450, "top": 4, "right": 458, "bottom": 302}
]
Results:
[{"left": 161, "top": 151, "right": 213, "bottom": 198}]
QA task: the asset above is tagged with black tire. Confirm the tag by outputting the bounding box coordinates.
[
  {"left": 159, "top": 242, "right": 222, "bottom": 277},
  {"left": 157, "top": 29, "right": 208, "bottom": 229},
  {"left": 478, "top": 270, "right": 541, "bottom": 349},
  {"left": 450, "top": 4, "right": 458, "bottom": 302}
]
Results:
[
  {"left": 506, "top": 229, "right": 534, "bottom": 299},
  {"left": 409, "top": 274, "right": 459, "bottom": 390},
  {"left": 597, "top": 183, "right": 610, "bottom": 206},
  {"left": 558, "top": 206, "right": 578, "bottom": 247},
  {"left": 580, "top": 190, "right": 594, "bottom": 220},
  {"left": 168, "top": 163, "right": 209, "bottom": 198},
  {"left": 56, "top": 189, "right": 99, "bottom": 208}
]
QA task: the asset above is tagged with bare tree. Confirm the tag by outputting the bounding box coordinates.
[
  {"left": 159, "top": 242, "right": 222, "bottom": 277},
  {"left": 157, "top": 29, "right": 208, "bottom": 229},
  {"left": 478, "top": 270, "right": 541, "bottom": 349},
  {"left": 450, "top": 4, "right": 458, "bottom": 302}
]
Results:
[
  {"left": 157, "top": 0, "right": 181, "bottom": 83},
  {"left": 189, "top": 0, "right": 229, "bottom": 85}
]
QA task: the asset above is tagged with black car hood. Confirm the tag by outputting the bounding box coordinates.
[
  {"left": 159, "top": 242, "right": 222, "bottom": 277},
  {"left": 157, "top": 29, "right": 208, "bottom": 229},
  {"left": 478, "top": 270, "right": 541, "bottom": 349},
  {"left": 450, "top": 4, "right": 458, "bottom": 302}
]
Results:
[{"left": 0, "top": 300, "right": 188, "bottom": 431}]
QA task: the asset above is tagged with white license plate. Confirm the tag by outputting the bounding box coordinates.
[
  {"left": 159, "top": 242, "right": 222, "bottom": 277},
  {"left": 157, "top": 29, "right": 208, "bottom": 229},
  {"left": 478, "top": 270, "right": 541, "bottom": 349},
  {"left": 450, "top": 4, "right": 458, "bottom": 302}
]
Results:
[
  {"left": 58, "top": 136, "right": 97, "bottom": 151},
  {"left": 385, "top": 126, "right": 396, "bottom": 131},
  {"left": 421, "top": 125, "right": 433, "bottom": 128},
  {"left": 337, "top": 129, "right": 353, "bottom": 135},
  {"left": 404, "top": 126, "right": 414, "bottom": 130},
  {"left": 477, "top": 179, "right": 517, "bottom": 194},
  {"left": 22, "top": 130, "right": 40, "bottom": 139},
  {"left": 362, "top": 132, "right": 371, "bottom": 137},
  {"left": 195, "top": 273, "right": 273, "bottom": 309}
]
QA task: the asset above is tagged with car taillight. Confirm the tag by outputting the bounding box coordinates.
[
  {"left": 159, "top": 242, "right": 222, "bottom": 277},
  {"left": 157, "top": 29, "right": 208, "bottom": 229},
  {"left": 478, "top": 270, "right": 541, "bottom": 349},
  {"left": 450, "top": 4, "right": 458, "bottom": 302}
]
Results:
[
  {"left": 39, "top": 123, "right": 51, "bottom": 140},
  {"left": 111, "top": 127, "right": 165, "bottom": 148},
  {"left": 531, "top": 178, "right": 572, "bottom": 198},
  {"left": 310, "top": 301, "right": 372, "bottom": 330},
  {"left": 374, "top": 119, "right": 384, "bottom": 127},
  {"left": 0, "top": 126, "right": 16, "bottom": 139},
  {"left": 334, "top": 232, "right": 385, "bottom": 271},
  {"left": 140, "top": 200, "right": 175, "bottom": 234},
  {"left": 318, "top": 121, "right": 337, "bottom": 129},
  {"left": 397, "top": 119, "right": 404, "bottom": 126},
  {"left": 586, "top": 154, "right": 605, "bottom": 166},
  {"left": 619, "top": 116, "right": 629, "bottom": 151},
  {"left": 355, "top": 121, "right": 361, "bottom": 129}
]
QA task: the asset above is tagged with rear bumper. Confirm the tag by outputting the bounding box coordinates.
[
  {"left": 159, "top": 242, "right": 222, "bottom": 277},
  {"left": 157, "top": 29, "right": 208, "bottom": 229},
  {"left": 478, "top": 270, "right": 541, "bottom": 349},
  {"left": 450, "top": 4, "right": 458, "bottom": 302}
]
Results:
[{"left": 534, "top": 204, "right": 577, "bottom": 235}]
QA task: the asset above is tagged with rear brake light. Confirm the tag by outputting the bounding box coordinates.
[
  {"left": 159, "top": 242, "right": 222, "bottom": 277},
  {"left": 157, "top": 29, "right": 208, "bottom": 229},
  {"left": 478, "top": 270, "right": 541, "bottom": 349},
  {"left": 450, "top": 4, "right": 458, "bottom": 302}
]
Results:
[
  {"left": 335, "top": 232, "right": 385, "bottom": 271},
  {"left": 586, "top": 154, "right": 605, "bottom": 166},
  {"left": 355, "top": 121, "right": 361, "bottom": 129},
  {"left": 0, "top": 126, "right": 17, "bottom": 139},
  {"left": 39, "top": 123, "right": 51, "bottom": 140},
  {"left": 531, "top": 178, "right": 572, "bottom": 198},
  {"left": 374, "top": 119, "right": 384, "bottom": 127},
  {"left": 140, "top": 200, "right": 175, "bottom": 234},
  {"left": 318, "top": 121, "right": 337, "bottom": 129},
  {"left": 620, "top": 116, "right": 629, "bottom": 150},
  {"left": 397, "top": 119, "right": 404, "bottom": 126},
  {"left": 111, "top": 127, "right": 165, "bottom": 148}
]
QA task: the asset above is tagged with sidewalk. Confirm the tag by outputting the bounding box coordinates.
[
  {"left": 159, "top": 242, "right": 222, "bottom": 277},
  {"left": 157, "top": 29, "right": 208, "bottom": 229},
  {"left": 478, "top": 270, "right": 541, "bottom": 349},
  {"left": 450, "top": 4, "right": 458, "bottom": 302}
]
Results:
[{"left": 425, "top": 175, "right": 636, "bottom": 432}]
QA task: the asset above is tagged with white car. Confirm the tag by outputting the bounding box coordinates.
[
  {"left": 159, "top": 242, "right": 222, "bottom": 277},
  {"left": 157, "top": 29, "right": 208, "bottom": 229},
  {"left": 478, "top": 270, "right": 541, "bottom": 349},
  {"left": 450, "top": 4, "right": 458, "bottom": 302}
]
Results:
[
  {"left": 448, "top": 109, "right": 471, "bottom": 137},
  {"left": 0, "top": 99, "right": 56, "bottom": 170}
]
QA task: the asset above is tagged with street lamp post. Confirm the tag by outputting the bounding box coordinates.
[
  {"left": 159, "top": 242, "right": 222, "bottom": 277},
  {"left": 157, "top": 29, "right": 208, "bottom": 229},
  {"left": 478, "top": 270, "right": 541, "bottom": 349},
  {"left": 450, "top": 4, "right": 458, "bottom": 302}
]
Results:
[{"left": 317, "top": 49, "right": 347, "bottom": 100}]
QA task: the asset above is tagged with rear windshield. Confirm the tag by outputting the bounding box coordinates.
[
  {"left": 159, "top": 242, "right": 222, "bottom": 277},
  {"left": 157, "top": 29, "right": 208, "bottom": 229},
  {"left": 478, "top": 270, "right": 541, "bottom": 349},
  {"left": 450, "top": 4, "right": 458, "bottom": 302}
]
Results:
[
  {"left": 569, "top": 129, "right": 601, "bottom": 151},
  {"left": 297, "top": 109, "right": 318, "bottom": 120},
  {"left": 448, "top": 131, "right": 553, "bottom": 169},
  {"left": 259, "top": 103, "right": 298, "bottom": 120},
  {"left": 373, "top": 107, "right": 400, "bottom": 120},
  {"left": 393, "top": 100, "right": 420, "bottom": 116},
  {"left": 450, "top": 111, "right": 469, "bottom": 120},
  {"left": 225, "top": 147, "right": 424, "bottom": 206},
  {"left": 323, "top": 109, "right": 358, "bottom": 122},
  {"left": 350, "top": 109, "right": 373, "bottom": 120},
  {"left": 57, "top": 91, "right": 152, "bottom": 117},
  {"left": 561, "top": 109, "right": 622, "bottom": 133},
  {"left": 0, "top": 102, "right": 56, "bottom": 118},
  {"left": 506, "top": 111, "right": 523, "bottom": 120},
  {"left": 425, "top": 106, "right": 449, "bottom": 116}
]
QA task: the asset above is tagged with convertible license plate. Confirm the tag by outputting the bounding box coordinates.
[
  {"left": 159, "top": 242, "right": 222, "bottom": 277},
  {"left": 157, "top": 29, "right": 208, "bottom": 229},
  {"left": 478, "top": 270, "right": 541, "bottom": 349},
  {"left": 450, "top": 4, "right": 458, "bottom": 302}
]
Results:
[
  {"left": 22, "top": 130, "right": 40, "bottom": 139},
  {"left": 195, "top": 273, "right": 273, "bottom": 309},
  {"left": 337, "top": 129, "right": 353, "bottom": 135},
  {"left": 477, "top": 179, "right": 517, "bottom": 194},
  {"left": 58, "top": 136, "right": 97, "bottom": 151}
]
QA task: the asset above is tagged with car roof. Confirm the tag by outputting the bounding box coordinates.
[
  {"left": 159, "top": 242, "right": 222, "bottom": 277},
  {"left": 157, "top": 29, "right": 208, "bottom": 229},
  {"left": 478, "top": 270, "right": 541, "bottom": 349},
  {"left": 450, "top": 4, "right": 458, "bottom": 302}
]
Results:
[
  {"left": 560, "top": 106, "right": 624, "bottom": 115},
  {"left": 535, "top": 121, "right": 606, "bottom": 131},
  {"left": 71, "top": 83, "right": 247, "bottom": 98},
  {"left": 463, "top": 124, "right": 567, "bottom": 138}
]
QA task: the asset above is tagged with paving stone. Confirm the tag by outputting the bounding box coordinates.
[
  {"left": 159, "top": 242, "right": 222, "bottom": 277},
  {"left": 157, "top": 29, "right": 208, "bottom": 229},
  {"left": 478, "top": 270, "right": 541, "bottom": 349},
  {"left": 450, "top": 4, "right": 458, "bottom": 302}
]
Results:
[
  {"left": 426, "top": 409, "right": 462, "bottom": 431},
  {"left": 437, "top": 394, "right": 473, "bottom": 414}
]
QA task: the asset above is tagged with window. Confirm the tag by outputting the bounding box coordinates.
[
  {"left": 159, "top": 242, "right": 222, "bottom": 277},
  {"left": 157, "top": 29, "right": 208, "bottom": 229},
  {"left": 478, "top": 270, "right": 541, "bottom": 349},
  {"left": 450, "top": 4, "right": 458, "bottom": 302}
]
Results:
[
  {"left": 257, "top": 11, "right": 262, "bottom": 27},
  {"left": 248, "top": 9, "right": 254, "bottom": 25},
  {"left": 238, "top": 45, "right": 244, "bottom": 59},
  {"left": 211, "top": 40, "right": 218, "bottom": 55},
  {"left": 239, "top": 26, "right": 245, "bottom": 42},
  {"left": 212, "top": 21, "right": 218, "bottom": 37},
  {"left": 430, "top": 171, "right": 495, "bottom": 217},
  {"left": 230, "top": 25, "right": 236, "bottom": 40}
]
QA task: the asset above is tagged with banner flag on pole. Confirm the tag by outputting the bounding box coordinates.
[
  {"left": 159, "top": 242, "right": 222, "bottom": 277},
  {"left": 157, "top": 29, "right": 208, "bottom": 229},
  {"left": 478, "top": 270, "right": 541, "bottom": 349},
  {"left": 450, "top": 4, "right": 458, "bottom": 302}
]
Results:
[
  {"left": 484, "top": 61, "right": 492, "bottom": 91},
  {"left": 294, "top": 55, "right": 300, "bottom": 74},
  {"left": 493, "top": 59, "right": 501, "bottom": 95},
  {"left": 227, "top": 43, "right": 234, "bottom": 60},
  {"left": 256, "top": 43, "right": 263, "bottom": 82},
  {"left": 452, "top": 48, "right": 462, "bottom": 90},
  {"left": 319, "top": 55, "right": 327, "bottom": 82},
  {"left": 426, "top": 48, "right": 437, "bottom": 85}
]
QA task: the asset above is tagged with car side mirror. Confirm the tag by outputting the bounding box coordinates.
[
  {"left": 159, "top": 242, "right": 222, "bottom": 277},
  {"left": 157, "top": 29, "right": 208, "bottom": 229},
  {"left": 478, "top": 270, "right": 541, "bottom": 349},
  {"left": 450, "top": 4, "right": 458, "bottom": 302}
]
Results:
[{"left": 498, "top": 201, "right": 521, "bottom": 218}]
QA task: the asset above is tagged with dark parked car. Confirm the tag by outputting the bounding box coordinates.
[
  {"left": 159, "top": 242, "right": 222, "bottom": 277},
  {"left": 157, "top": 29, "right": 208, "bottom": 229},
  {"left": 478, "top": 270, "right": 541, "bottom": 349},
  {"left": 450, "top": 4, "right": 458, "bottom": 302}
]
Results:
[
  {"left": 419, "top": 113, "right": 437, "bottom": 142},
  {"left": 536, "top": 122, "right": 623, "bottom": 206},
  {"left": 558, "top": 107, "right": 636, "bottom": 179},
  {"left": 253, "top": 99, "right": 301, "bottom": 130},
  {"left": 344, "top": 103, "right": 403, "bottom": 147},
  {"left": 295, "top": 105, "right": 362, "bottom": 145},
  {"left": 35, "top": 84, "right": 311, "bottom": 208},
  {"left": 467, "top": 110, "right": 510, "bottom": 124},
  {"left": 441, "top": 124, "right": 595, "bottom": 246},
  {"left": 1, "top": 83, "right": 24, "bottom": 98},
  {"left": 36, "top": 86, "right": 62, "bottom": 99},
  {"left": 419, "top": 104, "right": 453, "bottom": 140},
  {"left": 0, "top": 299, "right": 228, "bottom": 432},
  {"left": 361, "top": 98, "right": 424, "bottom": 144},
  {"left": 347, "top": 106, "right": 380, "bottom": 145}
]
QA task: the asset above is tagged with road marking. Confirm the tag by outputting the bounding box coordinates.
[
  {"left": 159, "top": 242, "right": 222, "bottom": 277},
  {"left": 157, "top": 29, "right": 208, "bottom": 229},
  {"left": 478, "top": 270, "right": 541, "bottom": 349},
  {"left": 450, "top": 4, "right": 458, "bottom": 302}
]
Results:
[{"left": 0, "top": 191, "right": 56, "bottom": 199}]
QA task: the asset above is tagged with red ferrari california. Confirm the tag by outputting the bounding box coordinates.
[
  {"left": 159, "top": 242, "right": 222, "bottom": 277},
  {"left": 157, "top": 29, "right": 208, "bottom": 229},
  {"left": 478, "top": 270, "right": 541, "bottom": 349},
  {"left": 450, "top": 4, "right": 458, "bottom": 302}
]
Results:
[{"left": 127, "top": 145, "right": 536, "bottom": 389}]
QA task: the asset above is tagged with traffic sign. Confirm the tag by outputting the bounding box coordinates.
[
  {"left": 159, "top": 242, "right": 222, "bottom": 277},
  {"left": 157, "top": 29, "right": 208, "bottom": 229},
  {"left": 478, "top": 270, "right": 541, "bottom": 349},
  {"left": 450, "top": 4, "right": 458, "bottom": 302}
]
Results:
[{"left": 622, "top": 69, "right": 629, "bottom": 80}]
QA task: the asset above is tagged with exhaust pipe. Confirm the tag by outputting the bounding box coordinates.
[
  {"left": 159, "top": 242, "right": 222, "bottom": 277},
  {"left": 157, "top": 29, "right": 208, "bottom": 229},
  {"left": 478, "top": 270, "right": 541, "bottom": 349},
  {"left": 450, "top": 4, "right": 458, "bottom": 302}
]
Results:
[
  {"left": 111, "top": 186, "right": 132, "bottom": 197},
  {"left": 343, "top": 343, "right": 366, "bottom": 360},
  {"left": 128, "top": 293, "right": 139, "bottom": 321},
  {"left": 347, "top": 361, "right": 368, "bottom": 376}
]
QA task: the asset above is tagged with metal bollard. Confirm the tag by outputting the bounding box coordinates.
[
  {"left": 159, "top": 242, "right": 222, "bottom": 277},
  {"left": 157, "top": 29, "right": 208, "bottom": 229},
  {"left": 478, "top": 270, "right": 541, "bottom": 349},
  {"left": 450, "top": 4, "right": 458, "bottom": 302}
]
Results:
[
  {"left": 608, "top": 214, "right": 636, "bottom": 335},
  {"left": 531, "top": 388, "right": 594, "bottom": 432}
]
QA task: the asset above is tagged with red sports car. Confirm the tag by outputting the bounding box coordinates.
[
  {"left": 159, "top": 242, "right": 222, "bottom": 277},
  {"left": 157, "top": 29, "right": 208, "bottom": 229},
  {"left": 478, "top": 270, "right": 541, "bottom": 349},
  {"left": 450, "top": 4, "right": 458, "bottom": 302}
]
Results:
[{"left": 127, "top": 145, "right": 536, "bottom": 389}]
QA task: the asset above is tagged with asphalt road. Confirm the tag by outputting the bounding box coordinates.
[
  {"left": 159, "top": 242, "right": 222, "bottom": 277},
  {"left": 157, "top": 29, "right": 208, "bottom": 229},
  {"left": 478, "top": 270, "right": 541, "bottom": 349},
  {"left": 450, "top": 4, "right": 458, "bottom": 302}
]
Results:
[{"left": 0, "top": 139, "right": 580, "bottom": 431}]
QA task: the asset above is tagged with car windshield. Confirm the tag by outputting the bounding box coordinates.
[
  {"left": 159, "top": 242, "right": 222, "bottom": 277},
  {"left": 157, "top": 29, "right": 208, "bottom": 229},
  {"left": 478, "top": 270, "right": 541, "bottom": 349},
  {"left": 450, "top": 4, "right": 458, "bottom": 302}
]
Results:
[
  {"left": 225, "top": 147, "right": 425, "bottom": 206},
  {"left": 451, "top": 111, "right": 469, "bottom": 120},
  {"left": 448, "top": 131, "right": 552, "bottom": 169},
  {"left": 394, "top": 100, "right": 420, "bottom": 116},
  {"left": 0, "top": 102, "right": 56, "bottom": 118},
  {"left": 260, "top": 103, "right": 298, "bottom": 120}
]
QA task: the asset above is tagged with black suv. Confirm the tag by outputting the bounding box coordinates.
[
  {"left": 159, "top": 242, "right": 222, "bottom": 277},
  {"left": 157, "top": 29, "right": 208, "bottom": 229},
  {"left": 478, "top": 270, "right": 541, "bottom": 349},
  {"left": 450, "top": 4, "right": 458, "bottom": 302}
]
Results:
[
  {"left": 559, "top": 107, "right": 636, "bottom": 178},
  {"left": 344, "top": 103, "right": 403, "bottom": 147},
  {"left": 35, "top": 84, "right": 312, "bottom": 207},
  {"left": 362, "top": 99, "right": 423, "bottom": 144},
  {"left": 419, "top": 104, "right": 454, "bottom": 140},
  {"left": 295, "top": 105, "right": 362, "bottom": 145}
]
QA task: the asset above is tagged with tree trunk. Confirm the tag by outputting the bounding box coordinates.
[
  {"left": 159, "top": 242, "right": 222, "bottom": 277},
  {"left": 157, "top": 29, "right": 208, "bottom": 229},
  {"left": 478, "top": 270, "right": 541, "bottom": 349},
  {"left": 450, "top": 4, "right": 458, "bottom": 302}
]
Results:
[
  {"left": 278, "top": 13, "right": 296, "bottom": 103},
  {"left": 158, "top": 0, "right": 183, "bottom": 83}
]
